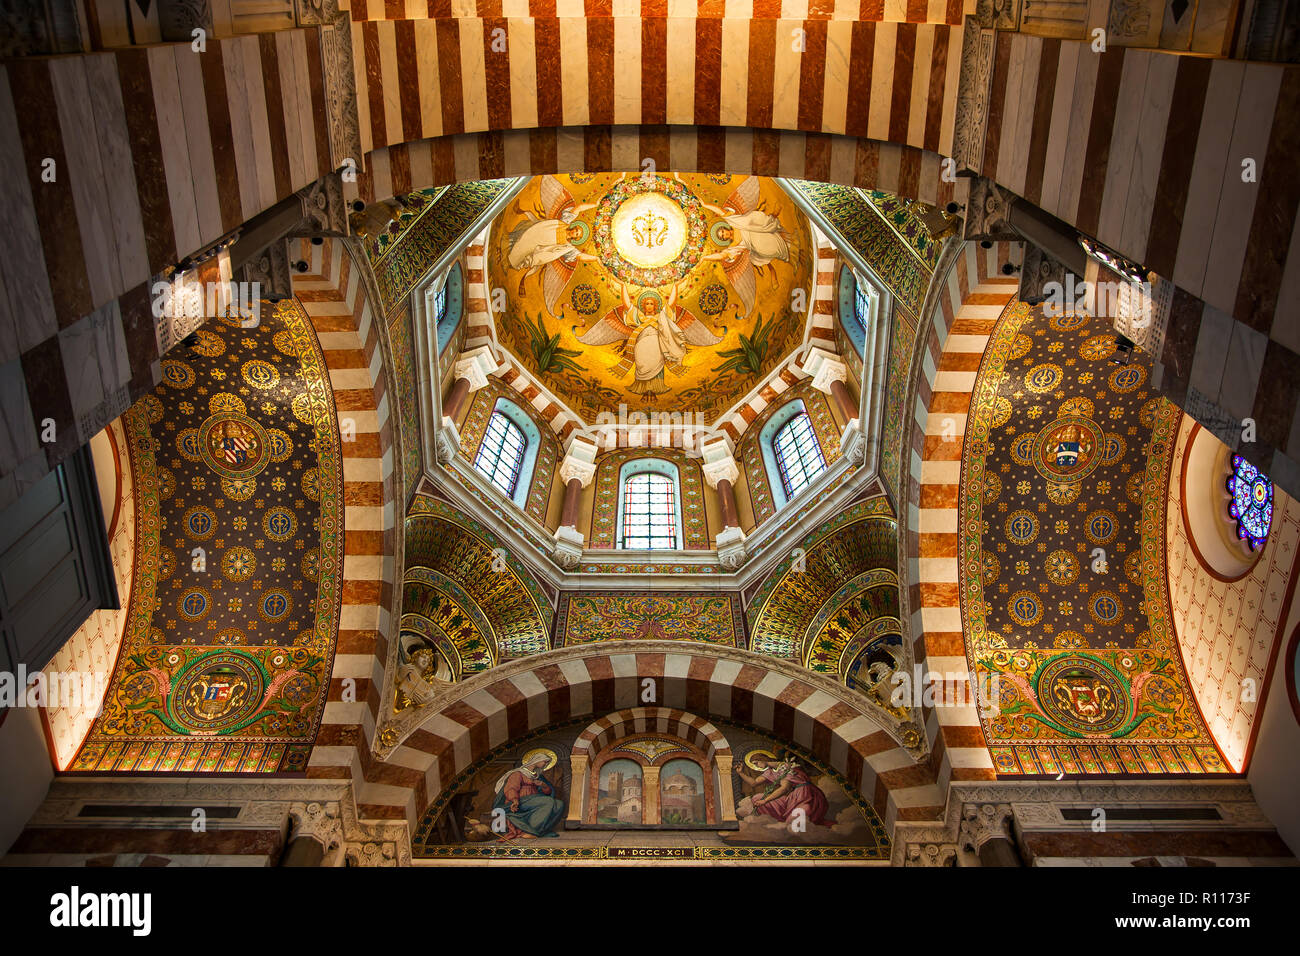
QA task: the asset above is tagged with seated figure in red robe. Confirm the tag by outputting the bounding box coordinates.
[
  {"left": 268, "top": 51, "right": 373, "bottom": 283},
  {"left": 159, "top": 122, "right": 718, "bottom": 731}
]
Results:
[{"left": 735, "top": 751, "right": 832, "bottom": 827}]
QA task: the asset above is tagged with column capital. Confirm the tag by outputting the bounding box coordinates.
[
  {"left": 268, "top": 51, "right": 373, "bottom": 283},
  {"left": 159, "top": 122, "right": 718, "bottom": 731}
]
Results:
[
  {"left": 702, "top": 456, "right": 740, "bottom": 489},
  {"left": 803, "top": 347, "right": 848, "bottom": 393},
  {"left": 560, "top": 434, "right": 599, "bottom": 487},
  {"left": 453, "top": 345, "right": 499, "bottom": 391}
]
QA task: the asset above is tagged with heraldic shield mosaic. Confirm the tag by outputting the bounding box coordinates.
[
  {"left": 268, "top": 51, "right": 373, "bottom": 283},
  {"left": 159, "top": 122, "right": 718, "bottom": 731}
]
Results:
[
  {"left": 73, "top": 300, "right": 343, "bottom": 773},
  {"left": 960, "top": 301, "right": 1226, "bottom": 775}
]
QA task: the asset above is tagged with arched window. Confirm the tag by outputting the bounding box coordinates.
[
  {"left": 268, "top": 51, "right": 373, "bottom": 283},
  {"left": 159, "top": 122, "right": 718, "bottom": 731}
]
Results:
[
  {"left": 474, "top": 410, "right": 527, "bottom": 496},
  {"left": 435, "top": 262, "right": 465, "bottom": 355},
  {"left": 837, "top": 265, "right": 871, "bottom": 360},
  {"left": 1226, "top": 454, "right": 1273, "bottom": 550},
  {"left": 758, "top": 400, "right": 828, "bottom": 508},
  {"left": 773, "top": 412, "right": 827, "bottom": 499},
  {"left": 616, "top": 460, "right": 683, "bottom": 550}
]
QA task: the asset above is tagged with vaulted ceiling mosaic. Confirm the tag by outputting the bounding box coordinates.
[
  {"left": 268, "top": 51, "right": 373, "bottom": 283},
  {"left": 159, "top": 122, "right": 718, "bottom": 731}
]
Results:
[
  {"left": 960, "top": 302, "right": 1226, "bottom": 775},
  {"left": 403, "top": 496, "right": 553, "bottom": 667},
  {"left": 747, "top": 497, "right": 901, "bottom": 678},
  {"left": 74, "top": 300, "right": 344, "bottom": 774},
  {"left": 488, "top": 174, "right": 814, "bottom": 424}
]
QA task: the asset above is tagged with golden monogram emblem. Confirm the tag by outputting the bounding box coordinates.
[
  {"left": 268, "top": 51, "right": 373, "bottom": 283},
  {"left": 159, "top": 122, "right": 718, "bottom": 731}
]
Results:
[{"left": 631, "top": 209, "right": 668, "bottom": 248}]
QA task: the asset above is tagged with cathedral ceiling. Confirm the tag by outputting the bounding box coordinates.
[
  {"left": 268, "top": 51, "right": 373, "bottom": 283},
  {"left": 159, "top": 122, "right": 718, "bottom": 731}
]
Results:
[
  {"left": 487, "top": 174, "right": 815, "bottom": 425},
  {"left": 74, "top": 300, "right": 344, "bottom": 774},
  {"left": 960, "top": 301, "right": 1226, "bottom": 775}
]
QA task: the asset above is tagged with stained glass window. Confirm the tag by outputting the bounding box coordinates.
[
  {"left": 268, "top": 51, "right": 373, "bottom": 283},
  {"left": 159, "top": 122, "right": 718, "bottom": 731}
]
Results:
[
  {"left": 1227, "top": 454, "right": 1273, "bottom": 551},
  {"left": 620, "top": 472, "right": 678, "bottom": 549},
  {"left": 774, "top": 413, "right": 827, "bottom": 498},
  {"left": 474, "top": 411, "right": 527, "bottom": 497}
]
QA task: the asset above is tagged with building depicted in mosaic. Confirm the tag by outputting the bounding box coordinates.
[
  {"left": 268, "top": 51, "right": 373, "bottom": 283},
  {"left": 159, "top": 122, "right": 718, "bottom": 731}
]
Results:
[{"left": 0, "top": 0, "right": 1297, "bottom": 879}]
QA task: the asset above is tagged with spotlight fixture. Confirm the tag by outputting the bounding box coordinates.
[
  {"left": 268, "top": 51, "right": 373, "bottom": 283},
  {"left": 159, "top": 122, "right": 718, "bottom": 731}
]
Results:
[
  {"left": 351, "top": 200, "right": 366, "bottom": 213},
  {"left": 311, "top": 236, "right": 324, "bottom": 246},
  {"left": 1110, "top": 334, "right": 1136, "bottom": 366},
  {"left": 294, "top": 259, "right": 309, "bottom": 273},
  {"left": 1001, "top": 262, "right": 1020, "bottom": 276},
  {"left": 945, "top": 201, "right": 961, "bottom": 215},
  {"left": 1079, "top": 236, "right": 1147, "bottom": 283}
]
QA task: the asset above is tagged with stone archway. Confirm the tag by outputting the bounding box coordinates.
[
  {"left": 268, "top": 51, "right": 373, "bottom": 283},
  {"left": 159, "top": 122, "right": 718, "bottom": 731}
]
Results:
[{"left": 362, "top": 641, "right": 942, "bottom": 833}]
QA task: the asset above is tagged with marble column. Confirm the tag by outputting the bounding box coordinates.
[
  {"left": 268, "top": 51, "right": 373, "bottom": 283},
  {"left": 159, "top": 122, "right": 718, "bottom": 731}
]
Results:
[
  {"left": 641, "top": 766, "right": 661, "bottom": 824},
  {"left": 701, "top": 434, "right": 747, "bottom": 570},
  {"left": 566, "top": 754, "right": 589, "bottom": 824},
  {"left": 804, "top": 347, "right": 866, "bottom": 463},
  {"left": 435, "top": 346, "right": 498, "bottom": 464},
  {"left": 553, "top": 436, "right": 598, "bottom": 569}
]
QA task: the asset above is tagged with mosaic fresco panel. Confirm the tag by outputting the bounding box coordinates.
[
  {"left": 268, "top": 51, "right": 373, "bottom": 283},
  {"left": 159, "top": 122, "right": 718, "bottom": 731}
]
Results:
[
  {"left": 387, "top": 305, "right": 421, "bottom": 503},
  {"left": 413, "top": 717, "right": 889, "bottom": 861},
  {"left": 739, "top": 381, "right": 842, "bottom": 526},
  {"left": 554, "top": 592, "right": 745, "bottom": 647},
  {"left": 73, "top": 300, "right": 343, "bottom": 774},
  {"left": 960, "top": 302, "right": 1225, "bottom": 774},
  {"left": 459, "top": 378, "right": 559, "bottom": 525},
  {"left": 747, "top": 498, "right": 899, "bottom": 665},
  {"left": 371, "top": 180, "right": 515, "bottom": 314},
  {"left": 588, "top": 448, "right": 709, "bottom": 549},
  {"left": 784, "top": 180, "right": 930, "bottom": 319}
]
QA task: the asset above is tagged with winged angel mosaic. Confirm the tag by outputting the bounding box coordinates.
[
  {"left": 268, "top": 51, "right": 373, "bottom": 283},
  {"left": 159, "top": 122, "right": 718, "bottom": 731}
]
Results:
[{"left": 495, "top": 174, "right": 808, "bottom": 415}]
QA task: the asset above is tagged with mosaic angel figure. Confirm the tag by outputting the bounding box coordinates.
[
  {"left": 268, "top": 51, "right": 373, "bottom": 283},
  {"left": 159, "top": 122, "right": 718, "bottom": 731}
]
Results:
[
  {"left": 577, "top": 283, "right": 722, "bottom": 396},
  {"left": 699, "top": 175, "right": 794, "bottom": 316},
  {"left": 506, "top": 174, "right": 597, "bottom": 315}
]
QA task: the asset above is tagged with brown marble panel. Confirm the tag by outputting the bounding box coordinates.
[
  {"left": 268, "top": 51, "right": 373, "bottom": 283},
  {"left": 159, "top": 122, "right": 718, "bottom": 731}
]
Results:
[
  {"left": 257, "top": 33, "right": 292, "bottom": 200},
  {"left": 435, "top": 19, "right": 465, "bottom": 136},
  {"left": 1144, "top": 56, "right": 1211, "bottom": 279},
  {"left": 1022, "top": 38, "right": 1060, "bottom": 207},
  {"left": 798, "top": 19, "right": 828, "bottom": 133},
  {"left": 888, "top": 23, "right": 916, "bottom": 145}
]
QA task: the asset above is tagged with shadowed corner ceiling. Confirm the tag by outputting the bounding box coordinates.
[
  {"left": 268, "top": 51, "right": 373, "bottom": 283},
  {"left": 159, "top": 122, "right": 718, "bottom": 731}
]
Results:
[
  {"left": 402, "top": 495, "right": 553, "bottom": 683},
  {"left": 487, "top": 174, "right": 815, "bottom": 424},
  {"left": 960, "top": 301, "right": 1228, "bottom": 775},
  {"left": 73, "top": 300, "right": 344, "bottom": 774}
]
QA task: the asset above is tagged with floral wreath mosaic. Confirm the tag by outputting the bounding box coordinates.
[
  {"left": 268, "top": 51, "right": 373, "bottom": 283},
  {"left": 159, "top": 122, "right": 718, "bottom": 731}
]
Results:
[
  {"left": 957, "top": 302, "right": 1225, "bottom": 775},
  {"left": 74, "top": 299, "right": 344, "bottom": 774},
  {"left": 592, "top": 176, "right": 708, "bottom": 287}
]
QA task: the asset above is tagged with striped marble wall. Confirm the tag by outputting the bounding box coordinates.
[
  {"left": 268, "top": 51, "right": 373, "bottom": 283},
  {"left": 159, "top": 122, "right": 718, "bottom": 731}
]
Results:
[
  {"left": 351, "top": 16, "right": 965, "bottom": 159},
  {"left": 969, "top": 32, "right": 1300, "bottom": 497},
  {"left": 348, "top": 0, "right": 969, "bottom": 23},
  {"left": 902, "top": 240, "right": 1019, "bottom": 788},
  {"left": 0, "top": 31, "right": 336, "bottom": 506},
  {"left": 289, "top": 238, "right": 401, "bottom": 786}
]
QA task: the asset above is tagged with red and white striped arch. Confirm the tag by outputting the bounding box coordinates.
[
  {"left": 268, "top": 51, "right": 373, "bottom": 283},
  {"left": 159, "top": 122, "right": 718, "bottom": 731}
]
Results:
[
  {"left": 348, "top": 2, "right": 968, "bottom": 25},
  {"left": 358, "top": 642, "right": 943, "bottom": 828},
  {"left": 902, "top": 239, "right": 1019, "bottom": 789},
  {"left": 289, "top": 237, "right": 401, "bottom": 785},
  {"left": 350, "top": 16, "right": 966, "bottom": 157},
  {"left": 573, "top": 707, "right": 731, "bottom": 759}
]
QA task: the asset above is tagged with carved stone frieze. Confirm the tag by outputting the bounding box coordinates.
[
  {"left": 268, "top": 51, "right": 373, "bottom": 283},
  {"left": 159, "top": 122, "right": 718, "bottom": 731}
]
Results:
[
  {"left": 950, "top": 20, "right": 997, "bottom": 172},
  {"left": 962, "top": 176, "right": 1021, "bottom": 242}
]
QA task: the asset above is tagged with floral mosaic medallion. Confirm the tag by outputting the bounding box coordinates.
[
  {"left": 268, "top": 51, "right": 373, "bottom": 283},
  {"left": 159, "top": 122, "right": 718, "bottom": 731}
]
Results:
[
  {"left": 959, "top": 302, "right": 1224, "bottom": 775},
  {"left": 73, "top": 298, "right": 343, "bottom": 774}
]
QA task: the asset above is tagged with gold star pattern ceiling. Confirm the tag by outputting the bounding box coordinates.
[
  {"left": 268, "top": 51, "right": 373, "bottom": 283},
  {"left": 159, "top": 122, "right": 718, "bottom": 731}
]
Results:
[
  {"left": 960, "top": 301, "right": 1224, "bottom": 775},
  {"left": 73, "top": 301, "right": 343, "bottom": 774},
  {"left": 488, "top": 173, "right": 814, "bottom": 424}
]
